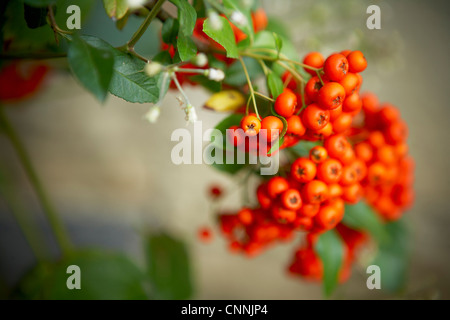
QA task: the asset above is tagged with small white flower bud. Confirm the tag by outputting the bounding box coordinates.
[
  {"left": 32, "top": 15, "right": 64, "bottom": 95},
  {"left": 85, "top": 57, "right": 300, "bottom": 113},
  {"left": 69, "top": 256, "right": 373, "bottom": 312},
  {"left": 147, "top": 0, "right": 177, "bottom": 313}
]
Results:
[
  {"left": 144, "top": 106, "right": 160, "bottom": 123},
  {"left": 207, "top": 10, "right": 223, "bottom": 30},
  {"left": 192, "top": 53, "right": 208, "bottom": 67},
  {"left": 185, "top": 104, "right": 198, "bottom": 123},
  {"left": 145, "top": 62, "right": 162, "bottom": 77},
  {"left": 230, "top": 11, "right": 247, "bottom": 26},
  {"left": 206, "top": 68, "right": 225, "bottom": 82},
  {"left": 127, "top": 0, "right": 147, "bottom": 9}
]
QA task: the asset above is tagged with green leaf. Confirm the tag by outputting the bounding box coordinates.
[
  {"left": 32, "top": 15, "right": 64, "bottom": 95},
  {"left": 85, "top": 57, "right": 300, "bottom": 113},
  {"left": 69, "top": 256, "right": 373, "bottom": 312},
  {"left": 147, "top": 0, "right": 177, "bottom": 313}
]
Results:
[
  {"left": 223, "top": 0, "right": 254, "bottom": 38},
  {"left": 267, "top": 136, "right": 284, "bottom": 155},
  {"left": 23, "top": 4, "right": 48, "bottom": 29},
  {"left": 213, "top": 113, "right": 242, "bottom": 148},
  {"left": 273, "top": 32, "right": 283, "bottom": 57},
  {"left": 177, "top": 32, "right": 197, "bottom": 61},
  {"left": 209, "top": 113, "right": 247, "bottom": 174},
  {"left": 210, "top": 149, "right": 247, "bottom": 174},
  {"left": 68, "top": 36, "right": 115, "bottom": 103},
  {"left": 14, "top": 250, "right": 149, "bottom": 299},
  {"left": 170, "top": 0, "right": 196, "bottom": 36},
  {"left": 109, "top": 52, "right": 164, "bottom": 103},
  {"left": 0, "top": 1, "right": 7, "bottom": 54},
  {"left": 146, "top": 233, "right": 193, "bottom": 300},
  {"left": 54, "top": 0, "right": 94, "bottom": 32},
  {"left": 115, "top": 11, "right": 130, "bottom": 30},
  {"left": 253, "top": 31, "right": 277, "bottom": 51},
  {"left": 83, "top": 36, "right": 165, "bottom": 103},
  {"left": 265, "top": 17, "right": 291, "bottom": 40},
  {"left": 289, "top": 140, "right": 321, "bottom": 157},
  {"left": 373, "top": 219, "right": 410, "bottom": 293},
  {"left": 343, "top": 201, "right": 388, "bottom": 243},
  {"left": 188, "top": 75, "right": 221, "bottom": 93},
  {"left": 3, "top": 1, "right": 56, "bottom": 51},
  {"left": 315, "top": 230, "right": 344, "bottom": 297},
  {"left": 203, "top": 16, "right": 239, "bottom": 59},
  {"left": 208, "top": 54, "right": 227, "bottom": 70},
  {"left": 162, "top": 18, "right": 179, "bottom": 45},
  {"left": 192, "top": 0, "right": 206, "bottom": 18},
  {"left": 152, "top": 50, "right": 173, "bottom": 65},
  {"left": 270, "top": 103, "right": 288, "bottom": 138},
  {"left": 267, "top": 72, "right": 284, "bottom": 98},
  {"left": 3, "top": 0, "right": 93, "bottom": 54},
  {"left": 23, "top": 0, "right": 56, "bottom": 7},
  {"left": 103, "top": 0, "right": 129, "bottom": 20},
  {"left": 224, "top": 57, "right": 262, "bottom": 86}
]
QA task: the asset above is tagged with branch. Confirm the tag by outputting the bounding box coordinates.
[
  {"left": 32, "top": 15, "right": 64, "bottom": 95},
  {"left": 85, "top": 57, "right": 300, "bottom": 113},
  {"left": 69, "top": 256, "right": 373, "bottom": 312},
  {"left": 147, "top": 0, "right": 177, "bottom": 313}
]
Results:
[{"left": 127, "top": 0, "right": 166, "bottom": 50}]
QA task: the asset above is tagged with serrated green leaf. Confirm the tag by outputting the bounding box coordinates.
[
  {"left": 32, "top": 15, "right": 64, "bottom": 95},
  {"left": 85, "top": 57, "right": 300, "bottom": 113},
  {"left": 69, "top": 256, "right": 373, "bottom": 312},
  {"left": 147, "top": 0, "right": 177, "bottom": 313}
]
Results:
[
  {"left": 203, "top": 16, "right": 239, "bottom": 58},
  {"left": 343, "top": 201, "right": 388, "bottom": 243},
  {"left": 103, "top": 0, "right": 129, "bottom": 20},
  {"left": 13, "top": 250, "right": 149, "bottom": 299},
  {"left": 83, "top": 36, "right": 165, "bottom": 104},
  {"left": 23, "top": 4, "right": 48, "bottom": 29},
  {"left": 68, "top": 36, "right": 114, "bottom": 102},
  {"left": 170, "top": 0, "right": 196, "bottom": 36},
  {"left": 23, "top": 0, "right": 56, "bottom": 7},
  {"left": 315, "top": 230, "right": 344, "bottom": 297},
  {"left": 162, "top": 18, "right": 179, "bottom": 45},
  {"left": 146, "top": 233, "right": 193, "bottom": 300},
  {"left": 110, "top": 54, "right": 163, "bottom": 103},
  {"left": 177, "top": 32, "right": 197, "bottom": 61},
  {"left": 267, "top": 72, "right": 284, "bottom": 98}
]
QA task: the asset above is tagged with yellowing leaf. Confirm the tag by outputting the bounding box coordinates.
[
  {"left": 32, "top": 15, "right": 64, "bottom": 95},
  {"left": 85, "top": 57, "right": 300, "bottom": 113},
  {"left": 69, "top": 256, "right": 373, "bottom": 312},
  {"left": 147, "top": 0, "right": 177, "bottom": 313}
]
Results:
[
  {"left": 103, "top": 0, "right": 128, "bottom": 20},
  {"left": 204, "top": 90, "right": 245, "bottom": 112}
]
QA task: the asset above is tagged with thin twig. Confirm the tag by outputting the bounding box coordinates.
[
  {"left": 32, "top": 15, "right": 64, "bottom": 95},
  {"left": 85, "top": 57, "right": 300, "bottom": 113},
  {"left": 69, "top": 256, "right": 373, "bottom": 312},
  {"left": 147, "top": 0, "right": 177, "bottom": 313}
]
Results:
[
  {"left": 0, "top": 107, "right": 73, "bottom": 256},
  {"left": 239, "top": 56, "right": 261, "bottom": 120}
]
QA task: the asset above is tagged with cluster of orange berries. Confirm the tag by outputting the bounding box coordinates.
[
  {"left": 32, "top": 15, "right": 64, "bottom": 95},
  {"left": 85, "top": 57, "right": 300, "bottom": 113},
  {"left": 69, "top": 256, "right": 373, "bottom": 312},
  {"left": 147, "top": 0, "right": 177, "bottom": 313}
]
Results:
[
  {"left": 286, "top": 50, "right": 367, "bottom": 142},
  {"left": 227, "top": 50, "right": 369, "bottom": 156},
  {"left": 217, "top": 135, "right": 366, "bottom": 258},
  {"left": 351, "top": 93, "right": 414, "bottom": 221},
  {"left": 214, "top": 50, "right": 414, "bottom": 283}
]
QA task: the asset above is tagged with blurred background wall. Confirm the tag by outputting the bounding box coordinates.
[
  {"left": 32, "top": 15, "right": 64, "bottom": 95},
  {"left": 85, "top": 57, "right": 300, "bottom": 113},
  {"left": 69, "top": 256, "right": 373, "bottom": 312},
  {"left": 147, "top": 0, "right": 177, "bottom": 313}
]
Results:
[{"left": 0, "top": 0, "right": 449, "bottom": 299}]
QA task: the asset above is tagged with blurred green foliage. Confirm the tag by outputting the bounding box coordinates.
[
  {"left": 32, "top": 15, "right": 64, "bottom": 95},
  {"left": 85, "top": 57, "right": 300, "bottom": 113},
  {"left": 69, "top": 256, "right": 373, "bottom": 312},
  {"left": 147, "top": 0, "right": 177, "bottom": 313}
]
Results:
[{"left": 11, "top": 232, "right": 194, "bottom": 300}]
